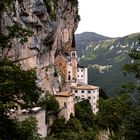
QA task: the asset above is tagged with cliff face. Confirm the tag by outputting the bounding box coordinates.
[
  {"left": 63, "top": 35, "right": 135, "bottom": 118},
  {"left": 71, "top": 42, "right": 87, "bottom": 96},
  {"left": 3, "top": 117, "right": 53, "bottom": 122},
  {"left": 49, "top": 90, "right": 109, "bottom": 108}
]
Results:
[{"left": 1, "top": 0, "right": 79, "bottom": 93}]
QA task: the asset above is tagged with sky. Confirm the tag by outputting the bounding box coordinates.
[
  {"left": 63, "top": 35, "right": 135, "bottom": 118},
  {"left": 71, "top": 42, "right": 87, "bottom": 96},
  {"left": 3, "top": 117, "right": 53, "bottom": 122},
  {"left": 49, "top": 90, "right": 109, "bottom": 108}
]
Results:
[{"left": 76, "top": 0, "right": 140, "bottom": 37}]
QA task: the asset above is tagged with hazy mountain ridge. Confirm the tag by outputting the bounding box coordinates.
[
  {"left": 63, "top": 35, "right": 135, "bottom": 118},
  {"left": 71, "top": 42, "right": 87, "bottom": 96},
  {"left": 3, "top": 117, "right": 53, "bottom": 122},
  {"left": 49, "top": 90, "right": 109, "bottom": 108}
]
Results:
[
  {"left": 75, "top": 32, "right": 111, "bottom": 57},
  {"left": 76, "top": 32, "right": 140, "bottom": 96}
]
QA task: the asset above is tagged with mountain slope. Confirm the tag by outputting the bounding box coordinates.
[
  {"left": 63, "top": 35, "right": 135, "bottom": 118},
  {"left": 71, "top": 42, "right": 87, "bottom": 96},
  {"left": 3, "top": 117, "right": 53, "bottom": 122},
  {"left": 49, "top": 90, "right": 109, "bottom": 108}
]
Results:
[
  {"left": 77, "top": 32, "right": 140, "bottom": 96},
  {"left": 75, "top": 32, "right": 110, "bottom": 57}
]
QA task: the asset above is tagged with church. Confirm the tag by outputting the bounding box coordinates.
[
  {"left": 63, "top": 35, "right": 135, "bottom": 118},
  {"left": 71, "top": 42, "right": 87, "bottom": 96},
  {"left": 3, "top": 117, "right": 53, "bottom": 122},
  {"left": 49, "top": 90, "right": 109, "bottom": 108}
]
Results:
[{"left": 55, "top": 47, "right": 99, "bottom": 117}]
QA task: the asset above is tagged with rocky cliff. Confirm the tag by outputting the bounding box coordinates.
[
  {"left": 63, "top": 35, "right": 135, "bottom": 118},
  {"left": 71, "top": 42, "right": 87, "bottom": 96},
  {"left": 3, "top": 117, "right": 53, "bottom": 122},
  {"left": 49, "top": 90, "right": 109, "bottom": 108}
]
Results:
[{"left": 0, "top": 0, "right": 79, "bottom": 93}]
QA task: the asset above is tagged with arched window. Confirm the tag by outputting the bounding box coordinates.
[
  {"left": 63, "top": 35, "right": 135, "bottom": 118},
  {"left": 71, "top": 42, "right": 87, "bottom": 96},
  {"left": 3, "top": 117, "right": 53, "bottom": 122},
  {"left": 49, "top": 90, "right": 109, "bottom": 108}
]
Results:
[
  {"left": 68, "top": 75, "right": 71, "bottom": 81},
  {"left": 72, "top": 52, "right": 75, "bottom": 57}
]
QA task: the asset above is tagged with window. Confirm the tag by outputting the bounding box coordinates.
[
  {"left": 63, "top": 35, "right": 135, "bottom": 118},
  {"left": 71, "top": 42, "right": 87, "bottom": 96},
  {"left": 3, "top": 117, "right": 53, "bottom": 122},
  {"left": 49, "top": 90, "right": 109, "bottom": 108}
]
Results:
[
  {"left": 81, "top": 90, "right": 84, "bottom": 93},
  {"left": 75, "top": 90, "right": 78, "bottom": 93},
  {"left": 88, "top": 90, "right": 91, "bottom": 93},
  {"left": 64, "top": 102, "right": 67, "bottom": 107},
  {"left": 72, "top": 52, "right": 75, "bottom": 57},
  {"left": 81, "top": 75, "right": 83, "bottom": 77},
  {"left": 77, "top": 75, "right": 79, "bottom": 77},
  {"left": 68, "top": 75, "right": 71, "bottom": 80},
  {"left": 93, "top": 96, "right": 95, "bottom": 99},
  {"left": 77, "top": 69, "right": 79, "bottom": 72},
  {"left": 81, "top": 69, "right": 83, "bottom": 72},
  {"left": 88, "top": 96, "right": 91, "bottom": 100}
]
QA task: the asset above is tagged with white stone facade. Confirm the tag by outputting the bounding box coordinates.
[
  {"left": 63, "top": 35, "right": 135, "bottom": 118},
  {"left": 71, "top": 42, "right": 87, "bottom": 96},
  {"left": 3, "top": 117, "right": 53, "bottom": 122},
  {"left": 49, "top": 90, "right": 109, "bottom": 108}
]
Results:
[
  {"left": 71, "top": 85, "right": 99, "bottom": 114},
  {"left": 77, "top": 66, "right": 88, "bottom": 84}
]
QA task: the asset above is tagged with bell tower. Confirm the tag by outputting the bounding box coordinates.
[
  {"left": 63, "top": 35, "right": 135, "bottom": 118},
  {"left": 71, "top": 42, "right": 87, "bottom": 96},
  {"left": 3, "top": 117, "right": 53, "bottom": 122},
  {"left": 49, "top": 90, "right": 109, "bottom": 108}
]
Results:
[{"left": 71, "top": 50, "right": 77, "bottom": 82}]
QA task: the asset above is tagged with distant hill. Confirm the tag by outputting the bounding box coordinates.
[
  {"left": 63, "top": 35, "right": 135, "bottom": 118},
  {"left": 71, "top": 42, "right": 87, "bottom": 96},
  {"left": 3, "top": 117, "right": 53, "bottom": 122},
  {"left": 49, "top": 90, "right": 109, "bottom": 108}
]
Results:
[
  {"left": 76, "top": 32, "right": 140, "bottom": 96},
  {"left": 75, "top": 32, "right": 110, "bottom": 57}
]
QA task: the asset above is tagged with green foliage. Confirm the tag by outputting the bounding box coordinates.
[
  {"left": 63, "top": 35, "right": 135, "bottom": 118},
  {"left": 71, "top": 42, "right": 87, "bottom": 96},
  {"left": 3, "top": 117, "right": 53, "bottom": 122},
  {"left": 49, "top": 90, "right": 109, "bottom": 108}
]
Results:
[
  {"left": 75, "top": 14, "right": 81, "bottom": 22},
  {"left": 95, "top": 94, "right": 131, "bottom": 132},
  {"left": 121, "top": 82, "right": 136, "bottom": 93},
  {"left": 0, "top": 23, "right": 33, "bottom": 58},
  {"left": 0, "top": 0, "right": 12, "bottom": 11},
  {"left": 0, "top": 33, "right": 10, "bottom": 50},
  {"left": 123, "top": 49, "right": 140, "bottom": 79},
  {"left": 99, "top": 88, "right": 108, "bottom": 99},
  {"left": 92, "top": 44, "right": 140, "bottom": 139},
  {"left": 0, "top": 114, "right": 20, "bottom": 140},
  {"left": 50, "top": 117, "right": 96, "bottom": 140},
  {"left": 0, "top": 59, "right": 43, "bottom": 140},
  {"left": 120, "top": 47, "right": 140, "bottom": 139},
  {"left": 68, "top": 0, "right": 78, "bottom": 5},
  {"left": 77, "top": 33, "right": 140, "bottom": 96},
  {"left": 7, "top": 23, "right": 33, "bottom": 45},
  {"left": 129, "top": 49, "right": 140, "bottom": 59},
  {"left": 123, "top": 106, "right": 140, "bottom": 140},
  {"left": 0, "top": 59, "right": 42, "bottom": 111},
  {"left": 94, "top": 94, "right": 133, "bottom": 139},
  {"left": 43, "top": 0, "right": 51, "bottom": 14},
  {"left": 0, "top": 116, "right": 42, "bottom": 140},
  {"left": 75, "top": 99, "right": 95, "bottom": 130},
  {"left": 53, "top": 67, "right": 58, "bottom": 77},
  {"left": 65, "top": 117, "right": 83, "bottom": 133},
  {"left": 59, "top": 130, "right": 96, "bottom": 140},
  {"left": 122, "top": 48, "right": 140, "bottom": 101},
  {"left": 50, "top": 117, "right": 66, "bottom": 136},
  {"left": 50, "top": 10, "right": 57, "bottom": 21},
  {"left": 43, "top": 0, "right": 59, "bottom": 21},
  {"left": 48, "top": 100, "right": 97, "bottom": 139},
  {"left": 38, "top": 93, "right": 59, "bottom": 116},
  {"left": 17, "top": 117, "right": 42, "bottom": 140}
]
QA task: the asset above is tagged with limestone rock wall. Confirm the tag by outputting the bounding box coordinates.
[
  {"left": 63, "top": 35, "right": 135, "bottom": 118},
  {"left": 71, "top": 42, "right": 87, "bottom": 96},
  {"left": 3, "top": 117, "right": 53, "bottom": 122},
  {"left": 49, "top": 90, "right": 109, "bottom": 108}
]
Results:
[{"left": 1, "top": 0, "right": 79, "bottom": 93}]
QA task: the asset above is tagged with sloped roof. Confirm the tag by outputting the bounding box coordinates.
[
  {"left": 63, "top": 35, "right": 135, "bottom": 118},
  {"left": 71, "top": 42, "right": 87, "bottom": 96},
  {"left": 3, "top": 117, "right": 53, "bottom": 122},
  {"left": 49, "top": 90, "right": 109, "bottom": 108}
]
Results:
[
  {"left": 71, "top": 84, "right": 99, "bottom": 90},
  {"left": 55, "top": 91, "right": 74, "bottom": 97}
]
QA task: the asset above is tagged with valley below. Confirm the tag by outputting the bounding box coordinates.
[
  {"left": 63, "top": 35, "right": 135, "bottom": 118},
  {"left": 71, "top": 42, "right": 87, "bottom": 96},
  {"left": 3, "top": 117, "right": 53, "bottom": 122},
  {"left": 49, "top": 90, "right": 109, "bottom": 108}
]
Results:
[{"left": 76, "top": 32, "right": 140, "bottom": 96}]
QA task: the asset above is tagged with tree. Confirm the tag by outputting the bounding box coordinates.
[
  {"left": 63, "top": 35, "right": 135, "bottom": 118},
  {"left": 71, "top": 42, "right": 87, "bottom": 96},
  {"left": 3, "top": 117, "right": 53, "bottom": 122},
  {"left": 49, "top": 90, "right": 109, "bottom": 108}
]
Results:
[
  {"left": 75, "top": 99, "right": 95, "bottom": 130},
  {"left": 0, "top": 113, "right": 20, "bottom": 140},
  {"left": 49, "top": 117, "right": 66, "bottom": 137},
  {"left": 122, "top": 49, "right": 140, "bottom": 97},
  {"left": 17, "top": 117, "right": 42, "bottom": 140},
  {"left": 0, "top": 59, "right": 42, "bottom": 111},
  {"left": 121, "top": 47, "right": 140, "bottom": 139},
  {"left": 0, "top": 59, "right": 42, "bottom": 140},
  {"left": 0, "top": 2, "right": 40, "bottom": 140},
  {"left": 49, "top": 117, "right": 96, "bottom": 140},
  {"left": 99, "top": 88, "right": 108, "bottom": 99},
  {"left": 95, "top": 47, "right": 140, "bottom": 139},
  {"left": 123, "top": 106, "right": 140, "bottom": 140},
  {"left": 38, "top": 93, "right": 60, "bottom": 116},
  {"left": 65, "top": 117, "right": 84, "bottom": 133},
  {"left": 95, "top": 94, "right": 132, "bottom": 138}
]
